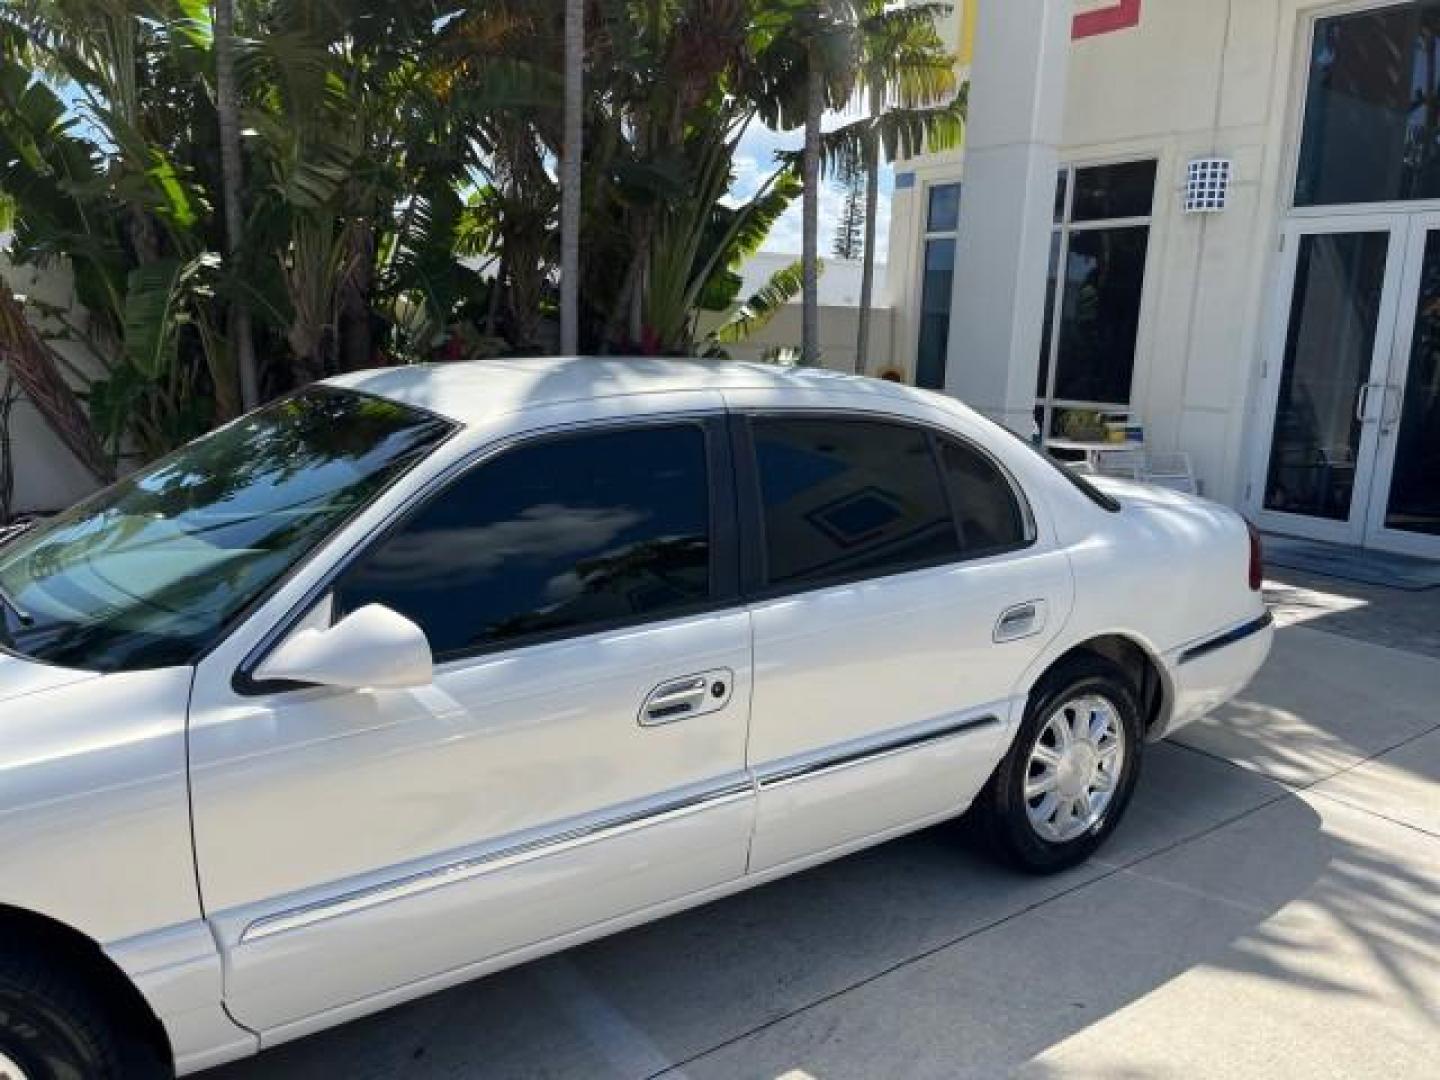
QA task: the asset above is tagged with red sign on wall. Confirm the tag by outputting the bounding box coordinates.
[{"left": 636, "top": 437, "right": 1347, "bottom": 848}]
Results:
[{"left": 1073, "top": 0, "right": 1142, "bottom": 40}]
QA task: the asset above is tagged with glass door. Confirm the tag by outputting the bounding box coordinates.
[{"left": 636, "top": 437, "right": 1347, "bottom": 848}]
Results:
[
  {"left": 1251, "top": 220, "right": 1407, "bottom": 545},
  {"left": 1365, "top": 214, "right": 1440, "bottom": 559}
]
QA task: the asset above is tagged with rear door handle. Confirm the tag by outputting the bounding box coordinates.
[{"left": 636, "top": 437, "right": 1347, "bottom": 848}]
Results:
[
  {"left": 995, "top": 601, "right": 1047, "bottom": 643},
  {"left": 640, "top": 669, "right": 734, "bottom": 727}
]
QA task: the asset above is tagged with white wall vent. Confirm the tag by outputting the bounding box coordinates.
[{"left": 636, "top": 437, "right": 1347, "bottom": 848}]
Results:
[{"left": 1184, "top": 158, "right": 1232, "bottom": 214}]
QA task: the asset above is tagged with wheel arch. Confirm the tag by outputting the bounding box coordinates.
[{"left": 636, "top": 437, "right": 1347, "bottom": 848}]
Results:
[
  {"left": 1030, "top": 633, "right": 1172, "bottom": 739},
  {"left": 0, "top": 902, "right": 173, "bottom": 1070}
]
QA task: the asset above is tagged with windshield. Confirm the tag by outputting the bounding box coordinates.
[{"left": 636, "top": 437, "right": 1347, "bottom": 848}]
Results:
[{"left": 0, "top": 387, "right": 453, "bottom": 672}]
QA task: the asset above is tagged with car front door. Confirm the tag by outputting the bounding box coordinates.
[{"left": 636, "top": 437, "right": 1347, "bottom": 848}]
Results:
[
  {"left": 728, "top": 396, "right": 1073, "bottom": 873},
  {"left": 188, "top": 405, "right": 753, "bottom": 1035}
]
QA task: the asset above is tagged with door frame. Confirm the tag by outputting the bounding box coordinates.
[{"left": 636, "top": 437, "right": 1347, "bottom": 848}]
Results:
[
  {"left": 187, "top": 395, "right": 763, "bottom": 1033},
  {"left": 1363, "top": 210, "right": 1440, "bottom": 559},
  {"left": 1246, "top": 213, "right": 1410, "bottom": 546}
]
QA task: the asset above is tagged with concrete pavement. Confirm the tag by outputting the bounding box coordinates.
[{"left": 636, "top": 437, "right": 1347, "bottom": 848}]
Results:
[{"left": 208, "top": 577, "right": 1440, "bottom": 1079}]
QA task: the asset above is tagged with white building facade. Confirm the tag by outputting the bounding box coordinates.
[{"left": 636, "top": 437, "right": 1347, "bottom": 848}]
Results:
[{"left": 885, "top": 0, "right": 1440, "bottom": 561}]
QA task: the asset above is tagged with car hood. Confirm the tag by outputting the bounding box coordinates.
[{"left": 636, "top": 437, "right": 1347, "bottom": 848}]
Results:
[{"left": 0, "top": 650, "right": 102, "bottom": 705}]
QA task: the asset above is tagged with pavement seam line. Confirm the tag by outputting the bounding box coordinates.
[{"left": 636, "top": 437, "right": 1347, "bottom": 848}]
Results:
[
  {"left": 1303, "top": 787, "right": 1440, "bottom": 843},
  {"left": 1108, "top": 864, "right": 1272, "bottom": 916},
  {"left": 1170, "top": 715, "right": 1440, "bottom": 817},
  {"left": 644, "top": 784, "right": 1301, "bottom": 1080}
]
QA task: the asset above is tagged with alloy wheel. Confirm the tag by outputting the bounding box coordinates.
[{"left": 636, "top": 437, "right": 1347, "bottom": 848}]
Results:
[{"left": 1023, "top": 694, "right": 1127, "bottom": 844}]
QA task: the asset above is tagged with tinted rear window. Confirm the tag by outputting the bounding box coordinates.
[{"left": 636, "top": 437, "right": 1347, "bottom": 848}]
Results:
[
  {"left": 938, "top": 438, "right": 1031, "bottom": 554},
  {"left": 752, "top": 418, "right": 959, "bottom": 588}
]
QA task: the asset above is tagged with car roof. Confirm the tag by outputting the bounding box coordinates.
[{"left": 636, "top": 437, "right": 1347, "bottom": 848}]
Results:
[{"left": 325, "top": 356, "right": 948, "bottom": 427}]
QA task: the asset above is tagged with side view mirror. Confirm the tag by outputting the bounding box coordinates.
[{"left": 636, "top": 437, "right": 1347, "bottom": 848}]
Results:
[{"left": 255, "top": 603, "right": 433, "bottom": 691}]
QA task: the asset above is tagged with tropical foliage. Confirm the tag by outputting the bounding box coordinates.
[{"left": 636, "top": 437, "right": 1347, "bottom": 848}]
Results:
[{"left": 0, "top": 0, "right": 960, "bottom": 482}]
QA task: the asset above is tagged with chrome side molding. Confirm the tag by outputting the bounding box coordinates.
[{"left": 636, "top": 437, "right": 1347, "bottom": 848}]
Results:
[
  {"left": 239, "top": 713, "right": 1001, "bottom": 945},
  {"left": 756, "top": 713, "right": 1001, "bottom": 790},
  {"left": 239, "top": 774, "right": 754, "bottom": 944}
]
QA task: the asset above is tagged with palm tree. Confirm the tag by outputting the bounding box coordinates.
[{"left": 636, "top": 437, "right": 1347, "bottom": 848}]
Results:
[
  {"left": 802, "top": 45, "right": 826, "bottom": 365},
  {"left": 214, "top": 0, "right": 259, "bottom": 409},
  {"left": 851, "top": 1, "right": 961, "bottom": 375},
  {"left": 560, "top": 0, "right": 584, "bottom": 354},
  {"left": 796, "top": 3, "right": 861, "bottom": 367},
  {"left": 759, "top": 1, "right": 959, "bottom": 372}
]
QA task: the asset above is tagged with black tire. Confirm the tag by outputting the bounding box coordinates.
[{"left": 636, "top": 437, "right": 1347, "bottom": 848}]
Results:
[
  {"left": 0, "top": 944, "right": 169, "bottom": 1080},
  {"left": 974, "top": 655, "right": 1144, "bottom": 874}
]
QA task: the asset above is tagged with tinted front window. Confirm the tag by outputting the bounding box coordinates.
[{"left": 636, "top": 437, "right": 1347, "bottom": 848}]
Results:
[
  {"left": 939, "top": 439, "right": 1029, "bottom": 554},
  {"left": 0, "top": 389, "right": 452, "bottom": 672},
  {"left": 752, "top": 418, "right": 958, "bottom": 588},
  {"left": 335, "top": 425, "right": 711, "bottom": 658}
]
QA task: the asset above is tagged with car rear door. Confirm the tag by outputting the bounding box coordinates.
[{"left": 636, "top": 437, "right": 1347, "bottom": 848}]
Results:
[
  {"left": 187, "top": 398, "right": 755, "bottom": 1035},
  {"left": 727, "top": 392, "right": 1073, "bottom": 873}
]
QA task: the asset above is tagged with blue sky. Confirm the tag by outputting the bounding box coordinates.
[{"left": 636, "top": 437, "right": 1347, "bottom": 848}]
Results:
[{"left": 732, "top": 120, "right": 894, "bottom": 263}]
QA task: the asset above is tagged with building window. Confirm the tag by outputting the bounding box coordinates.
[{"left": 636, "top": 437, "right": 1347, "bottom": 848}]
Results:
[
  {"left": 916, "top": 183, "right": 961, "bottom": 390},
  {"left": 1037, "top": 160, "right": 1156, "bottom": 438},
  {"left": 1298, "top": 2, "right": 1440, "bottom": 208}
]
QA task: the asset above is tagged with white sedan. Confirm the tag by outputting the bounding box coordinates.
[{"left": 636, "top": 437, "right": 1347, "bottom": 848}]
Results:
[{"left": 0, "top": 358, "right": 1271, "bottom": 1078}]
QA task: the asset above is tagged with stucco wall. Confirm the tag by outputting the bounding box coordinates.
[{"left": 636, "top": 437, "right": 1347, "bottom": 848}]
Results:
[
  {"left": 1060, "top": 0, "right": 1309, "bottom": 507},
  {"left": 890, "top": 0, "right": 1340, "bottom": 506},
  {"left": 1, "top": 254, "right": 109, "bottom": 516},
  {"left": 695, "top": 302, "right": 898, "bottom": 377}
]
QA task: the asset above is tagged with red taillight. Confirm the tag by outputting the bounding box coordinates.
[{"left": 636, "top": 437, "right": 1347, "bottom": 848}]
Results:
[{"left": 1246, "top": 520, "right": 1264, "bottom": 592}]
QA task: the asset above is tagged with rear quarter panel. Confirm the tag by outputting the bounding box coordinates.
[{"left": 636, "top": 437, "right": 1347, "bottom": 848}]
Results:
[
  {"left": 1067, "top": 485, "right": 1259, "bottom": 654},
  {"left": 1042, "top": 480, "right": 1268, "bottom": 736}
]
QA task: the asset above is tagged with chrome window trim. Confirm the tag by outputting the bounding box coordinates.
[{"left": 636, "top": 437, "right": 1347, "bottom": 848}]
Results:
[
  {"left": 755, "top": 713, "right": 1001, "bottom": 790},
  {"left": 239, "top": 772, "right": 755, "bottom": 944}
]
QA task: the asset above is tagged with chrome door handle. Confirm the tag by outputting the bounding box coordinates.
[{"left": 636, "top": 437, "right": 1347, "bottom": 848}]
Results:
[
  {"left": 995, "top": 601, "right": 1046, "bottom": 644},
  {"left": 1355, "top": 382, "right": 1386, "bottom": 423},
  {"left": 639, "top": 669, "right": 734, "bottom": 727}
]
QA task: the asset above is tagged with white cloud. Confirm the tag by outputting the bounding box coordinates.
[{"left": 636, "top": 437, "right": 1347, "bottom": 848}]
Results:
[
  {"left": 732, "top": 154, "right": 761, "bottom": 183},
  {"left": 734, "top": 120, "right": 893, "bottom": 262}
]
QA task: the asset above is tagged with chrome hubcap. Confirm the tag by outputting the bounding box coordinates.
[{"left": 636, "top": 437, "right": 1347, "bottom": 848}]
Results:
[
  {"left": 1024, "top": 694, "right": 1126, "bottom": 844},
  {"left": 0, "top": 1049, "right": 30, "bottom": 1080}
]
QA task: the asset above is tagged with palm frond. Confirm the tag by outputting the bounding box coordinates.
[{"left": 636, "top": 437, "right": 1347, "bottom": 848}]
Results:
[
  {"left": 805, "top": 88, "right": 967, "bottom": 179},
  {"left": 709, "top": 259, "right": 809, "bottom": 345},
  {"left": 123, "top": 257, "right": 184, "bottom": 379}
]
